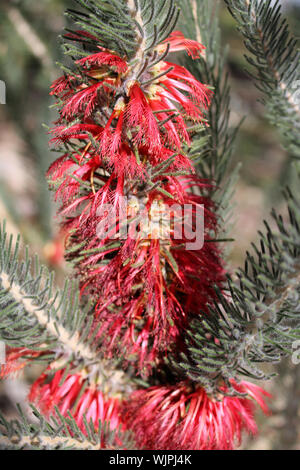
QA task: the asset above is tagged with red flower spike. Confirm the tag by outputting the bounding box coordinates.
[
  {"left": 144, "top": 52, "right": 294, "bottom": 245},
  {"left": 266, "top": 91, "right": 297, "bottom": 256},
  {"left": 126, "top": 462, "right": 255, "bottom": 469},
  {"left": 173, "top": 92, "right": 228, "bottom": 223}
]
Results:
[
  {"left": 77, "top": 48, "right": 128, "bottom": 73},
  {"left": 123, "top": 381, "right": 271, "bottom": 450},
  {"left": 61, "top": 83, "right": 103, "bottom": 120},
  {"left": 29, "top": 368, "right": 125, "bottom": 444},
  {"left": 50, "top": 75, "right": 77, "bottom": 98},
  {"left": 72, "top": 177, "right": 224, "bottom": 373},
  {"left": 50, "top": 31, "right": 212, "bottom": 176},
  {"left": 0, "top": 348, "right": 42, "bottom": 379},
  {"left": 47, "top": 29, "right": 221, "bottom": 376},
  {"left": 126, "top": 83, "right": 162, "bottom": 152},
  {"left": 49, "top": 123, "right": 103, "bottom": 145},
  {"left": 162, "top": 31, "right": 206, "bottom": 59}
]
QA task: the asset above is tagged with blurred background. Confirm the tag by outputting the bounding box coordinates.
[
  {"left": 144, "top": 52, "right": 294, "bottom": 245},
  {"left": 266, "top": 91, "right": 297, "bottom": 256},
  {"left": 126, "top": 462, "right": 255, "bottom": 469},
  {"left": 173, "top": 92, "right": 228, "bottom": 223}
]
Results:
[{"left": 0, "top": 0, "right": 299, "bottom": 450}]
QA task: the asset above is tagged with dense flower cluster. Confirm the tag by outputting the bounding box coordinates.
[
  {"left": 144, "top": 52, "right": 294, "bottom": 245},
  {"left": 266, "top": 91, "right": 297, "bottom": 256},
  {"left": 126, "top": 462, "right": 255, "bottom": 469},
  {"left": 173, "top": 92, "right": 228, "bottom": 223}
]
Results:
[
  {"left": 29, "top": 368, "right": 122, "bottom": 428},
  {"left": 123, "top": 381, "right": 271, "bottom": 450},
  {"left": 47, "top": 29, "right": 224, "bottom": 373},
  {"left": 29, "top": 367, "right": 125, "bottom": 447},
  {"left": 29, "top": 369, "right": 270, "bottom": 450}
]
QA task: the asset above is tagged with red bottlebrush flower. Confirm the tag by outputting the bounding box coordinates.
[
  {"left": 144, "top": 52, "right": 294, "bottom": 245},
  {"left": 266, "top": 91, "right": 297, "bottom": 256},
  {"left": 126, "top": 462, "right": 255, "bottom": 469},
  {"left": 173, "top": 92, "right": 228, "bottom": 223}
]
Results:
[
  {"left": 29, "top": 368, "right": 124, "bottom": 442},
  {"left": 50, "top": 31, "right": 211, "bottom": 177},
  {"left": 48, "top": 28, "right": 220, "bottom": 376},
  {"left": 49, "top": 123, "right": 103, "bottom": 145},
  {"left": 126, "top": 83, "right": 162, "bottom": 153},
  {"left": 146, "top": 64, "right": 212, "bottom": 148},
  {"left": 123, "top": 381, "right": 271, "bottom": 450},
  {"left": 61, "top": 83, "right": 104, "bottom": 120},
  {"left": 50, "top": 75, "right": 77, "bottom": 98},
  {"left": 162, "top": 31, "right": 206, "bottom": 59},
  {"left": 75, "top": 176, "right": 224, "bottom": 373},
  {"left": 160, "top": 63, "right": 211, "bottom": 113},
  {"left": 0, "top": 348, "right": 41, "bottom": 379},
  {"left": 77, "top": 48, "right": 128, "bottom": 73},
  {"left": 90, "top": 242, "right": 186, "bottom": 373}
]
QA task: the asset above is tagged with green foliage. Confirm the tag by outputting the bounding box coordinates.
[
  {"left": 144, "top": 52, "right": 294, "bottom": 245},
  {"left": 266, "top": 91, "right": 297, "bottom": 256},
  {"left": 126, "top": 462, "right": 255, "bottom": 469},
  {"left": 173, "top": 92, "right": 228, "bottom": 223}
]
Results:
[
  {"left": 65, "top": 0, "right": 137, "bottom": 58},
  {"left": 225, "top": 0, "right": 300, "bottom": 159},
  {"left": 176, "top": 183, "right": 300, "bottom": 395},
  {"left": 169, "top": 0, "right": 300, "bottom": 398},
  {"left": 0, "top": 222, "right": 98, "bottom": 366},
  {"left": 0, "top": 405, "right": 132, "bottom": 450},
  {"left": 179, "top": 0, "right": 241, "bottom": 229},
  {"left": 64, "top": 0, "right": 180, "bottom": 60},
  {"left": 0, "top": 2, "right": 64, "bottom": 239}
]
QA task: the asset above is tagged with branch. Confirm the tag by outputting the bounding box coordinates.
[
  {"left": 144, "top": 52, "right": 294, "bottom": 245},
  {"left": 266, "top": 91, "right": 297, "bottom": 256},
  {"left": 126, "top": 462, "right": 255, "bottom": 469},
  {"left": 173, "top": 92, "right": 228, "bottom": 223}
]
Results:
[
  {"left": 243, "top": 0, "right": 299, "bottom": 116},
  {"left": 127, "top": 0, "right": 147, "bottom": 61},
  {"left": 0, "top": 406, "right": 131, "bottom": 450},
  {"left": 191, "top": 0, "right": 204, "bottom": 46},
  {"left": 225, "top": 0, "right": 300, "bottom": 158},
  {"left": 0, "top": 221, "right": 99, "bottom": 366},
  {"left": 179, "top": 0, "right": 241, "bottom": 223}
]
